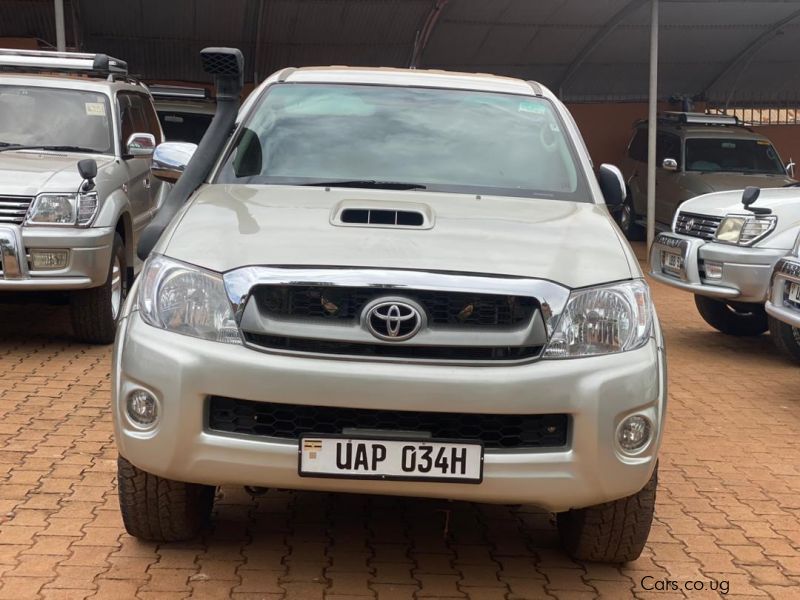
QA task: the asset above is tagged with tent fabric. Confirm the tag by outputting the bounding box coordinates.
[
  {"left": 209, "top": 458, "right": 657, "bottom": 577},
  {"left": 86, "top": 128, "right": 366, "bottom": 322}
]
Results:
[{"left": 3, "top": 0, "right": 800, "bottom": 103}]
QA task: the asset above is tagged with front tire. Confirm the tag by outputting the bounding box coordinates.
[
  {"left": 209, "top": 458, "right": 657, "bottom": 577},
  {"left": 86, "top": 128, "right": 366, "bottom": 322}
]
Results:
[
  {"left": 557, "top": 465, "right": 657, "bottom": 563},
  {"left": 117, "top": 456, "right": 216, "bottom": 542},
  {"left": 769, "top": 316, "right": 800, "bottom": 363},
  {"left": 70, "top": 232, "right": 127, "bottom": 344},
  {"left": 694, "top": 295, "right": 768, "bottom": 336}
]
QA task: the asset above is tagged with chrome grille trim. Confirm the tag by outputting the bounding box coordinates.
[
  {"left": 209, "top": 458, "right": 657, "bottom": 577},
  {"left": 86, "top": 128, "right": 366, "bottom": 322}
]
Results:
[
  {"left": 0, "top": 196, "right": 33, "bottom": 225},
  {"left": 222, "top": 267, "right": 571, "bottom": 365},
  {"left": 674, "top": 212, "right": 723, "bottom": 241}
]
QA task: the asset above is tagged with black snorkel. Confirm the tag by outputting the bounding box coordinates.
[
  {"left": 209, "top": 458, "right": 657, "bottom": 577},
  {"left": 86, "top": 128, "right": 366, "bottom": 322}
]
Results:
[{"left": 137, "top": 47, "right": 244, "bottom": 260}]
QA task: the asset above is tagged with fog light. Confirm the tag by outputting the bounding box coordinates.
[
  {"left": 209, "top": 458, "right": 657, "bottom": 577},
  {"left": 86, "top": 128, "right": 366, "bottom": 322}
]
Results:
[
  {"left": 127, "top": 390, "right": 158, "bottom": 426},
  {"left": 704, "top": 261, "right": 723, "bottom": 279},
  {"left": 29, "top": 249, "right": 69, "bottom": 270},
  {"left": 617, "top": 415, "right": 651, "bottom": 452}
]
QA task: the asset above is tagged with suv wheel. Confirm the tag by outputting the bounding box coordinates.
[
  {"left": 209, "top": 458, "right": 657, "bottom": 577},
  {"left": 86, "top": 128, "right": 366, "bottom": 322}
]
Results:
[
  {"left": 694, "top": 295, "right": 768, "bottom": 336},
  {"left": 70, "top": 232, "right": 127, "bottom": 344},
  {"left": 117, "top": 455, "right": 216, "bottom": 542},
  {"left": 769, "top": 316, "right": 800, "bottom": 363},
  {"left": 617, "top": 192, "right": 645, "bottom": 241},
  {"left": 557, "top": 465, "right": 657, "bottom": 563}
]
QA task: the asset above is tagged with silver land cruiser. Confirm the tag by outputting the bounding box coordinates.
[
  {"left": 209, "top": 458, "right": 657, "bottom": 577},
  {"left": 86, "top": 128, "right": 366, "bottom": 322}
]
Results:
[
  {"left": 650, "top": 185, "right": 800, "bottom": 338},
  {"left": 113, "top": 49, "right": 666, "bottom": 563},
  {"left": 765, "top": 232, "right": 800, "bottom": 362},
  {"left": 0, "top": 49, "right": 165, "bottom": 343}
]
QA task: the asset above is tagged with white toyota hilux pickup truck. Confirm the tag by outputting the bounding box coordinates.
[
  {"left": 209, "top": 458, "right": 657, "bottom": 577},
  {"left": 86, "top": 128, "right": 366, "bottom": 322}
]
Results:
[{"left": 112, "top": 48, "right": 667, "bottom": 563}]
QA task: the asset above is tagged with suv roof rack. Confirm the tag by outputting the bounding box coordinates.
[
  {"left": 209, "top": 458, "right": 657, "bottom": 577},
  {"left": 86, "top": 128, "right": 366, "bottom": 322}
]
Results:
[
  {"left": 659, "top": 111, "right": 739, "bottom": 126},
  {"left": 0, "top": 48, "right": 129, "bottom": 79},
  {"left": 148, "top": 84, "right": 211, "bottom": 100}
]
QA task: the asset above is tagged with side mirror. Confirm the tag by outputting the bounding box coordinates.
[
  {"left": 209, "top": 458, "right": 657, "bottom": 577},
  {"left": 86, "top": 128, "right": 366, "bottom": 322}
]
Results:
[
  {"left": 125, "top": 133, "right": 156, "bottom": 158},
  {"left": 151, "top": 142, "right": 198, "bottom": 183},
  {"left": 598, "top": 164, "right": 626, "bottom": 208},
  {"left": 77, "top": 158, "right": 97, "bottom": 192},
  {"left": 786, "top": 158, "right": 795, "bottom": 178},
  {"left": 662, "top": 158, "right": 678, "bottom": 172}
]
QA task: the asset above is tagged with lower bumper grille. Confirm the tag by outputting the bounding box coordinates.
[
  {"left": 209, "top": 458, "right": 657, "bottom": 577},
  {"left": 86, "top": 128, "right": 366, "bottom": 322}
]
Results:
[{"left": 208, "top": 396, "right": 570, "bottom": 450}]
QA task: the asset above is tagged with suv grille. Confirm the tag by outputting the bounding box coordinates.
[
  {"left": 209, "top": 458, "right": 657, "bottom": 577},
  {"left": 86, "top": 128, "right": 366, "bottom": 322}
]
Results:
[
  {"left": 675, "top": 212, "right": 722, "bottom": 240},
  {"left": 253, "top": 286, "right": 536, "bottom": 327},
  {"left": 0, "top": 196, "right": 33, "bottom": 225},
  {"left": 207, "top": 397, "right": 570, "bottom": 450}
]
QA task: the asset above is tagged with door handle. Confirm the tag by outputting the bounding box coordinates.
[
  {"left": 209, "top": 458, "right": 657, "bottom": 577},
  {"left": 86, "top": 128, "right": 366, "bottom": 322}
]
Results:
[{"left": 143, "top": 178, "right": 151, "bottom": 190}]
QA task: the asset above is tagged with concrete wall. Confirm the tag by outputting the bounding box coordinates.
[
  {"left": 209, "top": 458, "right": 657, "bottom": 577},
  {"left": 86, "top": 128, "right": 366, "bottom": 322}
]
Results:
[{"left": 567, "top": 101, "right": 800, "bottom": 175}]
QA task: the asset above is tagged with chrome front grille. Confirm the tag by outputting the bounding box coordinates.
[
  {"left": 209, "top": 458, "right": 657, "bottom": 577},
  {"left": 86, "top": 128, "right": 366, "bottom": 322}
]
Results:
[
  {"left": 253, "top": 286, "right": 537, "bottom": 327},
  {"left": 0, "top": 196, "right": 33, "bottom": 225},
  {"left": 222, "top": 267, "right": 572, "bottom": 365},
  {"left": 675, "top": 212, "right": 722, "bottom": 240}
]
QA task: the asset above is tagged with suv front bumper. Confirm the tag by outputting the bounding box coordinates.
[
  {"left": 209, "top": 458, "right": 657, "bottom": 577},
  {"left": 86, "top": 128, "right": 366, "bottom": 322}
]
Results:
[
  {"left": 0, "top": 224, "right": 113, "bottom": 290},
  {"left": 113, "top": 310, "right": 667, "bottom": 513},
  {"left": 649, "top": 232, "right": 787, "bottom": 303},
  {"left": 766, "top": 257, "right": 800, "bottom": 328}
]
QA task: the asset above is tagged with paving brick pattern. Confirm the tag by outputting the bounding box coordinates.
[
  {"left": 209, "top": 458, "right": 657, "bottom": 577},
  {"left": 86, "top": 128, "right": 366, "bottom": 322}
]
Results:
[{"left": 0, "top": 249, "right": 798, "bottom": 599}]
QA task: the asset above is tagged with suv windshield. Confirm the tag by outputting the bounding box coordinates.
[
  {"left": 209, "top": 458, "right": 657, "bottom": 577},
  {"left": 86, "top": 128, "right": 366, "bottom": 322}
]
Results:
[
  {"left": 0, "top": 85, "right": 112, "bottom": 153},
  {"left": 217, "top": 83, "right": 587, "bottom": 200},
  {"left": 685, "top": 138, "right": 785, "bottom": 175}
]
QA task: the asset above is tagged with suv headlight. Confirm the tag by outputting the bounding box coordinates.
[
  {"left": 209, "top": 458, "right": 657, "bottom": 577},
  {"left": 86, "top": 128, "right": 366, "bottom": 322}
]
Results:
[
  {"left": 138, "top": 255, "right": 242, "bottom": 344},
  {"left": 543, "top": 280, "right": 653, "bottom": 359},
  {"left": 26, "top": 192, "right": 99, "bottom": 226},
  {"left": 714, "top": 214, "right": 777, "bottom": 246}
]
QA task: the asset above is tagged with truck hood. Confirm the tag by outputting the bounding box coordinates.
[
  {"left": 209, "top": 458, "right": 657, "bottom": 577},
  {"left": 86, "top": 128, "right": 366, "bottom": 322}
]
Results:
[
  {"left": 680, "top": 186, "right": 800, "bottom": 217},
  {"left": 163, "top": 185, "right": 634, "bottom": 289},
  {"left": 683, "top": 172, "right": 794, "bottom": 195},
  {"left": 0, "top": 150, "right": 112, "bottom": 196}
]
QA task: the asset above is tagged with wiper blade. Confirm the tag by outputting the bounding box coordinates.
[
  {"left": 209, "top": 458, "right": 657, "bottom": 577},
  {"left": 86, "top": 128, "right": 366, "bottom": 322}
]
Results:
[
  {"left": 0, "top": 144, "right": 99, "bottom": 154},
  {"left": 302, "top": 179, "right": 427, "bottom": 190}
]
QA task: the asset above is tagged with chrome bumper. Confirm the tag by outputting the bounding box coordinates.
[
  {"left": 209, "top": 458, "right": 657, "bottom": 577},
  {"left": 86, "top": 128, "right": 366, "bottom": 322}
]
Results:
[
  {"left": 113, "top": 310, "right": 666, "bottom": 513},
  {"left": 0, "top": 224, "right": 113, "bottom": 290},
  {"left": 649, "top": 232, "right": 786, "bottom": 303},
  {"left": 765, "top": 257, "right": 800, "bottom": 329}
]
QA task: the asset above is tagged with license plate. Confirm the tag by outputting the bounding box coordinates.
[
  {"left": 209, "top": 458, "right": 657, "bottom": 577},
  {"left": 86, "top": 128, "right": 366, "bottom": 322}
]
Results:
[
  {"left": 789, "top": 282, "right": 800, "bottom": 304},
  {"left": 298, "top": 435, "right": 484, "bottom": 483},
  {"left": 662, "top": 251, "right": 684, "bottom": 274}
]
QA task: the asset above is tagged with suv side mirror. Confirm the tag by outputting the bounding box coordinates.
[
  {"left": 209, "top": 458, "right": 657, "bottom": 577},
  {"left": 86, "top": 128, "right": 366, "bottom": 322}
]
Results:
[
  {"left": 151, "top": 142, "right": 198, "bottom": 183},
  {"left": 786, "top": 158, "right": 795, "bottom": 178},
  {"left": 662, "top": 158, "right": 678, "bottom": 172},
  {"left": 126, "top": 133, "right": 156, "bottom": 158},
  {"left": 598, "top": 164, "right": 626, "bottom": 208},
  {"left": 77, "top": 158, "right": 97, "bottom": 192}
]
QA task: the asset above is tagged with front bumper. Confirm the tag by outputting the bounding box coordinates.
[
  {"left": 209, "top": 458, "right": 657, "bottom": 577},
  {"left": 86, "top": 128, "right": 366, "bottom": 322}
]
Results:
[
  {"left": 649, "top": 232, "right": 786, "bottom": 303},
  {"left": 765, "top": 257, "right": 800, "bottom": 328},
  {"left": 0, "top": 224, "right": 113, "bottom": 290},
  {"left": 112, "top": 311, "right": 667, "bottom": 513}
]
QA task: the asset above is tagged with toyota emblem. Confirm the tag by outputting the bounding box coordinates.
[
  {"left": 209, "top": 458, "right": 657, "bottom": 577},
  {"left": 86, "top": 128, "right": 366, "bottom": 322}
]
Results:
[{"left": 364, "top": 299, "right": 424, "bottom": 341}]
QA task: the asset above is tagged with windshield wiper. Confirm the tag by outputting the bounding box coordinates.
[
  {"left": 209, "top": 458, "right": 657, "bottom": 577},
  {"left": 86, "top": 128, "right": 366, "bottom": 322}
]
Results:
[
  {"left": 302, "top": 180, "right": 427, "bottom": 190},
  {"left": 0, "top": 144, "right": 99, "bottom": 154}
]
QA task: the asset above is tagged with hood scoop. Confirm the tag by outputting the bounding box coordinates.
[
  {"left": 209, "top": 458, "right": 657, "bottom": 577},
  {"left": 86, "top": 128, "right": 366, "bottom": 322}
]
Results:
[{"left": 331, "top": 200, "right": 434, "bottom": 229}]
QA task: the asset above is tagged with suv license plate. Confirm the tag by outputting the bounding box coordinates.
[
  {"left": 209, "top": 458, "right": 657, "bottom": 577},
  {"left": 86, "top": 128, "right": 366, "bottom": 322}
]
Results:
[
  {"left": 662, "top": 251, "right": 684, "bottom": 274},
  {"left": 789, "top": 282, "right": 800, "bottom": 304},
  {"left": 298, "top": 435, "right": 484, "bottom": 483}
]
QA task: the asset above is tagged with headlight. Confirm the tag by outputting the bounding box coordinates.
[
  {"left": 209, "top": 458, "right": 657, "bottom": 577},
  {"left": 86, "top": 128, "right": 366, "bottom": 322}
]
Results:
[
  {"left": 138, "top": 255, "right": 242, "bottom": 344},
  {"left": 543, "top": 280, "right": 653, "bottom": 359},
  {"left": 714, "top": 214, "right": 776, "bottom": 246},
  {"left": 26, "top": 192, "right": 99, "bottom": 226}
]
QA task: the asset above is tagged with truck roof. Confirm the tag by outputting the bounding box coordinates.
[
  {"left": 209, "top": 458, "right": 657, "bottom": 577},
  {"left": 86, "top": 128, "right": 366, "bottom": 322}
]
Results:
[{"left": 0, "top": 72, "right": 147, "bottom": 95}]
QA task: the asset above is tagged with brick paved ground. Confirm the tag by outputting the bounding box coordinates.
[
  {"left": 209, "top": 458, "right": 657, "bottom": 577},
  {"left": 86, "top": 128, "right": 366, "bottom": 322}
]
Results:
[{"left": 0, "top": 247, "right": 798, "bottom": 599}]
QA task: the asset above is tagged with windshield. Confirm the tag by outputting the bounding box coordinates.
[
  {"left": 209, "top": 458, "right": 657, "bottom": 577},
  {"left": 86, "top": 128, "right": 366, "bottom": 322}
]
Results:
[
  {"left": 0, "top": 85, "right": 112, "bottom": 153},
  {"left": 685, "top": 138, "right": 785, "bottom": 175},
  {"left": 216, "top": 83, "right": 588, "bottom": 200}
]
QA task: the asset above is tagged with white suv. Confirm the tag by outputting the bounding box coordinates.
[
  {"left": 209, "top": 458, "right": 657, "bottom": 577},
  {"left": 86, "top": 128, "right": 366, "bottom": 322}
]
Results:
[{"left": 112, "top": 48, "right": 666, "bottom": 563}]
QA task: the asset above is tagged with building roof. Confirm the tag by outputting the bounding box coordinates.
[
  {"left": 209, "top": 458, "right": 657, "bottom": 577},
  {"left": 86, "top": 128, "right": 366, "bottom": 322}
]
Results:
[{"left": 4, "top": 0, "right": 800, "bottom": 103}]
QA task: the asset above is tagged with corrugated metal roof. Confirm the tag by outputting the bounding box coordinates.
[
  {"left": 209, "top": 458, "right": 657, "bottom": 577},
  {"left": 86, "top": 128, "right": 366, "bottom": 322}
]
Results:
[{"left": 1, "top": 0, "right": 800, "bottom": 103}]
